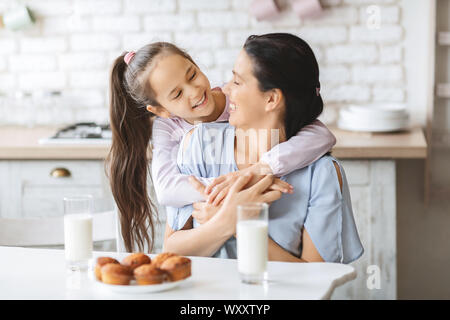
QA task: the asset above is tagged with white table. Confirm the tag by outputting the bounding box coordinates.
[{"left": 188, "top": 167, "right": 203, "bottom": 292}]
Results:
[{"left": 0, "top": 246, "right": 357, "bottom": 300}]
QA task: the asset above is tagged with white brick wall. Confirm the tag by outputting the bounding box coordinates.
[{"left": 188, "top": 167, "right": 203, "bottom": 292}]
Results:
[
  {"left": 0, "top": 39, "right": 17, "bottom": 53},
  {"left": 70, "top": 34, "right": 121, "bottom": 51},
  {"left": 74, "top": 0, "right": 122, "bottom": 15},
  {"left": 10, "top": 54, "right": 57, "bottom": 72},
  {"left": 124, "top": 0, "right": 175, "bottom": 14},
  {"left": 179, "top": 0, "right": 231, "bottom": 12},
  {"left": 20, "top": 37, "right": 68, "bottom": 53},
  {"left": 327, "top": 44, "right": 378, "bottom": 63},
  {"left": 0, "top": 0, "right": 406, "bottom": 125},
  {"left": 352, "top": 65, "right": 403, "bottom": 83},
  {"left": 143, "top": 14, "right": 196, "bottom": 31}
]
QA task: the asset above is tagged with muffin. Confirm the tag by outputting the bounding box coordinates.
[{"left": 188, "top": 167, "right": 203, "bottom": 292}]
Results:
[
  {"left": 134, "top": 264, "right": 168, "bottom": 285},
  {"left": 122, "top": 253, "right": 151, "bottom": 271},
  {"left": 151, "top": 252, "right": 178, "bottom": 268},
  {"left": 160, "top": 256, "right": 191, "bottom": 281},
  {"left": 100, "top": 263, "right": 133, "bottom": 285},
  {"left": 94, "top": 257, "right": 119, "bottom": 281}
]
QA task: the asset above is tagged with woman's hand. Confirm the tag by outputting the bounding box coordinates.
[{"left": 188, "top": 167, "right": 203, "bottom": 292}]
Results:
[
  {"left": 192, "top": 201, "right": 220, "bottom": 225},
  {"left": 215, "top": 173, "right": 282, "bottom": 236},
  {"left": 204, "top": 164, "right": 293, "bottom": 206}
]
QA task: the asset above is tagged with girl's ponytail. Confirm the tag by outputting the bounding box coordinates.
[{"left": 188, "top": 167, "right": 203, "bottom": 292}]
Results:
[
  {"left": 106, "top": 54, "right": 155, "bottom": 252},
  {"left": 105, "top": 42, "right": 195, "bottom": 253}
]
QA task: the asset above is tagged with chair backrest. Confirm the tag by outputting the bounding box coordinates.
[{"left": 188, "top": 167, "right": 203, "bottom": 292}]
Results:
[
  {"left": 0, "top": 210, "right": 117, "bottom": 247},
  {"left": 114, "top": 207, "right": 166, "bottom": 254},
  {"left": 113, "top": 185, "right": 167, "bottom": 254}
]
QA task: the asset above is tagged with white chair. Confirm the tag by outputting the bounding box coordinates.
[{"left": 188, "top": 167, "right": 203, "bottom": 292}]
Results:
[
  {"left": 114, "top": 182, "right": 168, "bottom": 254},
  {"left": 0, "top": 210, "right": 117, "bottom": 249},
  {"left": 114, "top": 212, "right": 166, "bottom": 254}
]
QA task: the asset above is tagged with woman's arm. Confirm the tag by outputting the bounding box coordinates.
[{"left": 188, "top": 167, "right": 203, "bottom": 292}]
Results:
[
  {"left": 268, "top": 237, "right": 304, "bottom": 262},
  {"left": 268, "top": 228, "right": 325, "bottom": 263},
  {"left": 300, "top": 158, "right": 363, "bottom": 263},
  {"left": 259, "top": 119, "right": 336, "bottom": 177},
  {"left": 151, "top": 118, "right": 213, "bottom": 207},
  {"left": 267, "top": 160, "right": 345, "bottom": 263},
  {"left": 163, "top": 213, "right": 233, "bottom": 257}
]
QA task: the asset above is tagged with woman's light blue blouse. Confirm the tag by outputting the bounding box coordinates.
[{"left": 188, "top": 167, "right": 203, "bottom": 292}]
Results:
[{"left": 165, "top": 122, "right": 364, "bottom": 264}]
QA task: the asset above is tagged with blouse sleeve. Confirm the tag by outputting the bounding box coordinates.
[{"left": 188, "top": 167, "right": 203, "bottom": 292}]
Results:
[
  {"left": 151, "top": 118, "right": 213, "bottom": 208},
  {"left": 259, "top": 119, "right": 337, "bottom": 177},
  {"left": 303, "top": 158, "right": 364, "bottom": 264},
  {"left": 165, "top": 205, "right": 195, "bottom": 231}
]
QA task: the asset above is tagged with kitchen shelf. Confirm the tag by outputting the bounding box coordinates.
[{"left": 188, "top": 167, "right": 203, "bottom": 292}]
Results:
[
  {"left": 0, "top": 125, "right": 427, "bottom": 160},
  {"left": 436, "top": 83, "right": 450, "bottom": 98},
  {"left": 438, "top": 31, "right": 450, "bottom": 45}
]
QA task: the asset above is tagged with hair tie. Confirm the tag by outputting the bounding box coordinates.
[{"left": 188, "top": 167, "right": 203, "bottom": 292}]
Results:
[
  {"left": 124, "top": 51, "right": 135, "bottom": 65},
  {"left": 316, "top": 87, "right": 320, "bottom": 96}
]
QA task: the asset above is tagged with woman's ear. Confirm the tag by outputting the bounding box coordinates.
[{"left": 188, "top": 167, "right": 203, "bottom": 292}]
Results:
[
  {"left": 265, "top": 88, "right": 284, "bottom": 112},
  {"left": 146, "top": 105, "right": 171, "bottom": 118}
]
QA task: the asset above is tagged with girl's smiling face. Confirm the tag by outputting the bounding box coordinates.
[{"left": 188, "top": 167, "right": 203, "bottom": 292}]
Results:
[{"left": 147, "top": 53, "right": 215, "bottom": 124}]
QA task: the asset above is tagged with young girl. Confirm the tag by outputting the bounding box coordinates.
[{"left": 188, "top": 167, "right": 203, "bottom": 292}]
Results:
[{"left": 107, "top": 42, "right": 336, "bottom": 253}]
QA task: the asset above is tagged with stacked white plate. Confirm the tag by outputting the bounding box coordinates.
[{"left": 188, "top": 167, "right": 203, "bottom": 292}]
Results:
[{"left": 337, "top": 104, "right": 410, "bottom": 132}]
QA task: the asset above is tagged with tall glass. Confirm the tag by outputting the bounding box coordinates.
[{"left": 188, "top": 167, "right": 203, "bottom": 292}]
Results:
[
  {"left": 236, "top": 202, "right": 269, "bottom": 284},
  {"left": 63, "top": 195, "right": 93, "bottom": 272}
]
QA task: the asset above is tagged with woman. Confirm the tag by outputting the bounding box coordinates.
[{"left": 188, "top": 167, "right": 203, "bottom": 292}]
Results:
[{"left": 163, "top": 33, "right": 364, "bottom": 263}]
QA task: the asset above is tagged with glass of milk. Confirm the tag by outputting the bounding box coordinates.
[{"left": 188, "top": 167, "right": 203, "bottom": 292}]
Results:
[
  {"left": 63, "top": 195, "right": 93, "bottom": 272},
  {"left": 236, "top": 202, "right": 269, "bottom": 284}
]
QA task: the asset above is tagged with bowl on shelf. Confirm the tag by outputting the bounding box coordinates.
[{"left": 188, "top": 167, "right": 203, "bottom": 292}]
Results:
[{"left": 337, "top": 104, "right": 410, "bottom": 132}]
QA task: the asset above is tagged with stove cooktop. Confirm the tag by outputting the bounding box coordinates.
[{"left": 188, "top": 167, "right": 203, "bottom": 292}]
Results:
[{"left": 39, "top": 122, "right": 112, "bottom": 145}]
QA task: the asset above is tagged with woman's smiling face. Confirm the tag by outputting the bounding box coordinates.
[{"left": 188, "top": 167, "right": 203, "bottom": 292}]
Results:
[
  {"left": 148, "top": 53, "right": 215, "bottom": 123},
  {"left": 223, "top": 49, "right": 273, "bottom": 129}
]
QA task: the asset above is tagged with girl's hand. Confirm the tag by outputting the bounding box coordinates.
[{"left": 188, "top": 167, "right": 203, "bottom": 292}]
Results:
[
  {"left": 188, "top": 176, "right": 208, "bottom": 199},
  {"left": 192, "top": 202, "right": 220, "bottom": 225},
  {"left": 205, "top": 167, "right": 293, "bottom": 206},
  {"left": 217, "top": 173, "right": 282, "bottom": 236}
]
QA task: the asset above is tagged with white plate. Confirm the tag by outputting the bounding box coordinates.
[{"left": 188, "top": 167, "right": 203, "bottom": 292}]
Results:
[
  {"left": 337, "top": 118, "right": 409, "bottom": 132},
  {"left": 347, "top": 104, "right": 408, "bottom": 117},
  {"left": 340, "top": 107, "right": 409, "bottom": 121},
  {"left": 93, "top": 277, "right": 189, "bottom": 294}
]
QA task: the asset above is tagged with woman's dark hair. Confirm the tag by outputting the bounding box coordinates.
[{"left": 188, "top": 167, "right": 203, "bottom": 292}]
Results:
[
  {"left": 243, "top": 33, "right": 323, "bottom": 140},
  {"left": 105, "top": 42, "right": 196, "bottom": 252}
]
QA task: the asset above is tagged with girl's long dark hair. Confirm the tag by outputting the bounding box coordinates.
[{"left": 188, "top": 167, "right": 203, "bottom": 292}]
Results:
[
  {"left": 105, "top": 42, "right": 195, "bottom": 252},
  {"left": 243, "top": 33, "right": 323, "bottom": 140}
]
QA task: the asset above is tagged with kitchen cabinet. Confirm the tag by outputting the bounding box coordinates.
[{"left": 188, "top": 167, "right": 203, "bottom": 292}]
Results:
[
  {"left": 0, "top": 160, "right": 113, "bottom": 218},
  {"left": 331, "top": 160, "right": 396, "bottom": 300},
  {"left": 0, "top": 159, "right": 120, "bottom": 251}
]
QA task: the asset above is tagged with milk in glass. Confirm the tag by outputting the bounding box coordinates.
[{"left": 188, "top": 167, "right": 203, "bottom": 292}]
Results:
[
  {"left": 237, "top": 220, "right": 268, "bottom": 275},
  {"left": 63, "top": 195, "right": 93, "bottom": 271},
  {"left": 64, "top": 213, "right": 93, "bottom": 262},
  {"left": 236, "top": 203, "right": 269, "bottom": 284}
]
